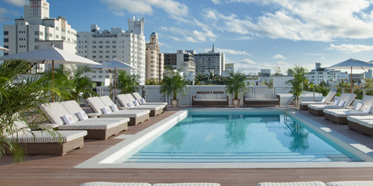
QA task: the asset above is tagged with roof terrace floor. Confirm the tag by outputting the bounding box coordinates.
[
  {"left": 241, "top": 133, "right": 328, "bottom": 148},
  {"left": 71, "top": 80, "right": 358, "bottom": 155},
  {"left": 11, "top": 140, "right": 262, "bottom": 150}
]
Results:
[{"left": 1, "top": 107, "right": 373, "bottom": 186}]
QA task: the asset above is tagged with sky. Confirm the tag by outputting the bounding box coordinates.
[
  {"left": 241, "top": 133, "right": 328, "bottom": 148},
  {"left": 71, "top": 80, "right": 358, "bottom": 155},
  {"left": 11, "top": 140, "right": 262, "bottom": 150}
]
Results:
[{"left": 2, "top": 0, "right": 373, "bottom": 74}]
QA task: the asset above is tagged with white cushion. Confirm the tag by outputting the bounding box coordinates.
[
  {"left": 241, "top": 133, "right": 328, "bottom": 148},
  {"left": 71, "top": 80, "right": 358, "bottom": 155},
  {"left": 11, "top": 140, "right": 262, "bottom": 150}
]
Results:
[
  {"left": 110, "top": 104, "right": 119, "bottom": 112},
  {"left": 256, "top": 94, "right": 266, "bottom": 99},
  {"left": 332, "top": 100, "right": 340, "bottom": 106},
  {"left": 327, "top": 181, "right": 373, "bottom": 186},
  {"left": 363, "top": 106, "right": 372, "bottom": 113},
  {"left": 258, "top": 181, "right": 326, "bottom": 186},
  {"left": 195, "top": 94, "right": 206, "bottom": 98},
  {"left": 321, "top": 98, "right": 327, "bottom": 103},
  {"left": 354, "top": 102, "right": 363, "bottom": 110},
  {"left": 140, "top": 98, "right": 146, "bottom": 104},
  {"left": 245, "top": 94, "right": 255, "bottom": 98},
  {"left": 266, "top": 94, "right": 277, "bottom": 99},
  {"left": 7, "top": 130, "right": 87, "bottom": 143},
  {"left": 133, "top": 100, "right": 139, "bottom": 106},
  {"left": 126, "top": 102, "right": 135, "bottom": 108},
  {"left": 76, "top": 111, "right": 88, "bottom": 121},
  {"left": 337, "top": 100, "right": 345, "bottom": 107},
  {"left": 62, "top": 114, "right": 76, "bottom": 124},
  {"left": 205, "top": 94, "right": 216, "bottom": 99},
  {"left": 101, "top": 107, "right": 112, "bottom": 114}
]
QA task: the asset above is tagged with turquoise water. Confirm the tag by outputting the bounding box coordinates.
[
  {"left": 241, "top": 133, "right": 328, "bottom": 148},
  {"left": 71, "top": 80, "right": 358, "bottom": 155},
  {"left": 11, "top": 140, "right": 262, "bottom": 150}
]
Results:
[{"left": 116, "top": 111, "right": 363, "bottom": 163}]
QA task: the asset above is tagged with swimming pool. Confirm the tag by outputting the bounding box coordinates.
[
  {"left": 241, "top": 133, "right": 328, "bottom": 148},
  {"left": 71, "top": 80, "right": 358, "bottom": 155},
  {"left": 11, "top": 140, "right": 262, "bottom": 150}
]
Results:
[{"left": 76, "top": 108, "right": 373, "bottom": 169}]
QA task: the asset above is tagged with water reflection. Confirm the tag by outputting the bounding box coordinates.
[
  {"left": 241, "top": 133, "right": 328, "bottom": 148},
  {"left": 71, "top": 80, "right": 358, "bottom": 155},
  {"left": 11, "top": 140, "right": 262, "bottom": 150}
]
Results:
[
  {"left": 225, "top": 115, "right": 247, "bottom": 147},
  {"left": 284, "top": 121, "right": 310, "bottom": 152},
  {"left": 161, "top": 124, "right": 186, "bottom": 151}
]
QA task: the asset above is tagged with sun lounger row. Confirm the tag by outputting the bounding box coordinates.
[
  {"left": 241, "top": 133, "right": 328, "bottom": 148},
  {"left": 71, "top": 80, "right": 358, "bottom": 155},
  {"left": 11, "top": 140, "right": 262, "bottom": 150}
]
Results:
[
  {"left": 81, "top": 182, "right": 221, "bottom": 186},
  {"left": 308, "top": 93, "right": 356, "bottom": 116},
  {"left": 300, "top": 91, "right": 336, "bottom": 110},
  {"left": 258, "top": 181, "right": 373, "bottom": 186}
]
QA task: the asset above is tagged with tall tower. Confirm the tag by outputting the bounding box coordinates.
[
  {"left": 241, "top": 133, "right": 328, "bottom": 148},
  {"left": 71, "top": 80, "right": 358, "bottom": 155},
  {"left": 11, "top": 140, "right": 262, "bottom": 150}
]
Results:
[
  {"left": 127, "top": 16, "right": 144, "bottom": 35},
  {"left": 24, "top": 0, "right": 50, "bottom": 24},
  {"left": 146, "top": 32, "right": 164, "bottom": 81}
]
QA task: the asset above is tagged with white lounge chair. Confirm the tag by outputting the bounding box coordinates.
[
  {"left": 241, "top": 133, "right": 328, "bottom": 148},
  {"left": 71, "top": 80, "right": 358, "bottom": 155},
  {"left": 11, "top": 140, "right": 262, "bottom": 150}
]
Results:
[
  {"left": 80, "top": 182, "right": 151, "bottom": 186},
  {"left": 300, "top": 91, "right": 336, "bottom": 110},
  {"left": 115, "top": 94, "right": 164, "bottom": 116},
  {"left": 347, "top": 115, "right": 373, "bottom": 137},
  {"left": 327, "top": 181, "right": 373, "bottom": 186},
  {"left": 86, "top": 97, "right": 150, "bottom": 125},
  {"left": 6, "top": 120, "right": 87, "bottom": 155},
  {"left": 132, "top": 92, "right": 168, "bottom": 109},
  {"left": 323, "top": 95, "right": 373, "bottom": 124},
  {"left": 308, "top": 93, "right": 356, "bottom": 116},
  {"left": 40, "top": 102, "right": 129, "bottom": 140},
  {"left": 257, "top": 181, "right": 326, "bottom": 186}
]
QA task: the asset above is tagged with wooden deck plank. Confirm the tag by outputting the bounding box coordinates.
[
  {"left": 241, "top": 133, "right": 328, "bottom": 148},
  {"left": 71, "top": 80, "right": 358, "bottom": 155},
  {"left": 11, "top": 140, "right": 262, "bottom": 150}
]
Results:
[{"left": 1, "top": 108, "right": 373, "bottom": 186}]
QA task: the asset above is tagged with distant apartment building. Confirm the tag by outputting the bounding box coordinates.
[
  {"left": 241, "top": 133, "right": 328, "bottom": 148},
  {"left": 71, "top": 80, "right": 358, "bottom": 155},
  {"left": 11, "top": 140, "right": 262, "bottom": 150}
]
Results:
[
  {"left": 145, "top": 32, "right": 164, "bottom": 81},
  {"left": 193, "top": 45, "right": 225, "bottom": 76},
  {"left": 3, "top": 0, "right": 77, "bottom": 72},
  {"left": 77, "top": 17, "right": 146, "bottom": 85},
  {"left": 306, "top": 63, "right": 349, "bottom": 85},
  {"left": 164, "top": 50, "right": 195, "bottom": 81},
  {"left": 222, "top": 63, "right": 234, "bottom": 77},
  {"left": 364, "top": 69, "right": 373, "bottom": 79}
]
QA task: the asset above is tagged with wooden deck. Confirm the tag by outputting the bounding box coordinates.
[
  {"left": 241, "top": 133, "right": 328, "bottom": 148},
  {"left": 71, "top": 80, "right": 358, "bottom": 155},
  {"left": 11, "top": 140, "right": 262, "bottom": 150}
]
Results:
[{"left": 1, "top": 108, "right": 373, "bottom": 186}]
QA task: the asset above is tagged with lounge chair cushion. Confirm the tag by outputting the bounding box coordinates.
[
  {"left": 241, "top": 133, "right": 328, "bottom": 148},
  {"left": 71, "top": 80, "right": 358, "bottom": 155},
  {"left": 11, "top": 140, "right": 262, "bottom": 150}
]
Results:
[
  {"left": 332, "top": 100, "right": 339, "bottom": 106},
  {"left": 132, "top": 92, "right": 143, "bottom": 100},
  {"left": 347, "top": 115, "right": 373, "bottom": 123},
  {"left": 257, "top": 181, "right": 326, "bottom": 186},
  {"left": 153, "top": 183, "right": 221, "bottom": 186},
  {"left": 308, "top": 104, "right": 343, "bottom": 110},
  {"left": 80, "top": 182, "right": 152, "bottom": 186},
  {"left": 321, "top": 98, "right": 327, "bottom": 103},
  {"left": 8, "top": 130, "right": 87, "bottom": 143},
  {"left": 323, "top": 109, "right": 370, "bottom": 117},
  {"left": 327, "top": 181, "right": 373, "bottom": 186},
  {"left": 86, "top": 97, "right": 107, "bottom": 114},
  {"left": 57, "top": 118, "right": 124, "bottom": 130},
  {"left": 40, "top": 102, "right": 73, "bottom": 125},
  {"left": 99, "top": 109, "right": 150, "bottom": 118}
]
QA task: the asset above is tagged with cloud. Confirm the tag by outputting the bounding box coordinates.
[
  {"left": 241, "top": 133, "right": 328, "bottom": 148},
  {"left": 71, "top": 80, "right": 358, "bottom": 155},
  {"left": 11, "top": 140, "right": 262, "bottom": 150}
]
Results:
[
  {"left": 158, "top": 42, "right": 170, "bottom": 47},
  {"left": 201, "top": 0, "right": 373, "bottom": 41},
  {"left": 101, "top": 0, "right": 188, "bottom": 18},
  {"left": 0, "top": 7, "right": 19, "bottom": 22},
  {"left": 226, "top": 58, "right": 293, "bottom": 74},
  {"left": 215, "top": 48, "right": 251, "bottom": 55},
  {"left": 273, "top": 54, "right": 286, "bottom": 60},
  {"left": 211, "top": 0, "right": 222, "bottom": 4},
  {"left": 242, "top": 58, "right": 256, "bottom": 64},
  {"left": 329, "top": 43, "right": 373, "bottom": 53},
  {"left": 4, "top": 0, "right": 27, "bottom": 6}
]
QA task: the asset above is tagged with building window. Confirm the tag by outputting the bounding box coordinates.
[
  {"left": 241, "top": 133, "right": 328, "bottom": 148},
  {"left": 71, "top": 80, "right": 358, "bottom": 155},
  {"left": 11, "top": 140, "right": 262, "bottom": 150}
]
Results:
[
  {"left": 93, "top": 51, "right": 96, "bottom": 53},
  {"left": 106, "top": 56, "right": 109, "bottom": 58},
  {"left": 99, "top": 46, "right": 103, "bottom": 48},
  {"left": 4, "top": 45, "right": 8, "bottom": 49},
  {"left": 106, "top": 41, "right": 110, "bottom": 43},
  {"left": 112, "top": 46, "right": 116, "bottom": 48},
  {"left": 105, "top": 75, "right": 109, "bottom": 78},
  {"left": 56, "top": 35, "right": 59, "bottom": 38},
  {"left": 92, "top": 56, "right": 96, "bottom": 58},
  {"left": 112, "top": 55, "right": 116, "bottom": 58},
  {"left": 99, "top": 76, "right": 102, "bottom": 78},
  {"left": 35, "top": 31, "right": 39, "bottom": 35},
  {"left": 4, "top": 38, "right": 9, "bottom": 42},
  {"left": 99, "top": 71, "right": 103, "bottom": 73},
  {"left": 112, "top": 51, "right": 116, "bottom": 53},
  {"left": 106, "top": 46, "right": 110, "bottom": 48},
  {"left": 99, "top": 51, "right": 103, "bottom": 53},
  {"left": 56, "top": 27, "right": 59, "bottom": 30},
  {"left": 106, "top": 50, "right": 110, "bottom": 53},
  {"left": 61, "top": 36, "right": 66, "bottom": 40},
  {"left": 35, "top": 46, "right": 39, "bottom": 49},
  {"left": 92, "top": 75, "right": 96, "bottom": 78},
  {"left": 4, "top": 31, "right": 8, "bottom": 35},
  {"left": 99, "top": 41, "right": 103, "bottom": 43},
  {"left": 93, "top": 41, "right": 96, "bottom": 43}
]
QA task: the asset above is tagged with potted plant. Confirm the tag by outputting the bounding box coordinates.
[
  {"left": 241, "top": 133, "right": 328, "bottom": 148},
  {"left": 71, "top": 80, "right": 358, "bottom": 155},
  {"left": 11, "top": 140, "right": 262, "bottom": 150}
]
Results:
[
  {"left": 285, "top": 65, "right": 308, "bottom": 109},
  {"left": 160, "top": 71, "right": 188, "bottom": 107},
  {"left": 225, "top": 72, "right": 248, "bottom": 108}
]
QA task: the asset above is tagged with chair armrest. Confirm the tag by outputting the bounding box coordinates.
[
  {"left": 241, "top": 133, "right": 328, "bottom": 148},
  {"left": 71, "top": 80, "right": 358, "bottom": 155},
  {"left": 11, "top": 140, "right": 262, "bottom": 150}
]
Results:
[
  {"left": 119, "top": 107, "right": 128, "bottom": 110},
  {"left": 87, "top": 113, "right": 101, "bottom": 118},
  {"left": 192, "top": 95, "right": 195, "bottom": 101}
]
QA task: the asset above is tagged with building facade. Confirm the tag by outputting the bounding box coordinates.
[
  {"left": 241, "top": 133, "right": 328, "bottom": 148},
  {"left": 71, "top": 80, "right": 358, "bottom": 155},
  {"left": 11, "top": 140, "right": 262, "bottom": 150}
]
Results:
[
  {"left": 164, "top": 50, "right": 195, "bottom": 81},
  {"left": 77, "top": 17, "right": 146, "bottom": 85},
  {"left": 193, "top": 45, "right": 225, "bottom": 76},
  {"left": 145, "top": 32, "right": 164, "bottom": 81},
  {"left": 3, "top": 0, "right": 77, "bottom": 71},
  {"left": 306, "top": 63, "right": 349, "bottom": 85}
]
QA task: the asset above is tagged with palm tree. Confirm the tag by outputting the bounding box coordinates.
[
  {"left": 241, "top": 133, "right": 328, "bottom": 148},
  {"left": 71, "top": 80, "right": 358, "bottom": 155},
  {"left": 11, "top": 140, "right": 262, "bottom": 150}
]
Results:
[
  {"left": 68, "top": 66, "right": 97, "bottom": 102},
  {"left": 225, "top": 72, "right": 247, "bottom": 107},
  {"left": 285, "top": 66, "right": 308, "bottom": 108},
  {"left": 0, "top": 60, "right": 59, "bottom": 162},
  {"left": 116, "top": 70, "right": 140, "bottom": 94},
  {"left": 160, "top": 71, "right": 188, "bottom": 106}
]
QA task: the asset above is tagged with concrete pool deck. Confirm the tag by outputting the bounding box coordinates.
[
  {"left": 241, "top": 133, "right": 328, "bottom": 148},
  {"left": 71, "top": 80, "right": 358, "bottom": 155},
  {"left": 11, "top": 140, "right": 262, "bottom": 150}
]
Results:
[{"left": 1, "top": 107, "right": 373, "bottom": 185}]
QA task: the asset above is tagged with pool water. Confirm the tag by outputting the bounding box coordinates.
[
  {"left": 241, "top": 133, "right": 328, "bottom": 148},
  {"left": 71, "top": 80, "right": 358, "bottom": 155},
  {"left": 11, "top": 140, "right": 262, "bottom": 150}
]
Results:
[{"left": 115, "top": 111, "right": 363, "bottom": 163}]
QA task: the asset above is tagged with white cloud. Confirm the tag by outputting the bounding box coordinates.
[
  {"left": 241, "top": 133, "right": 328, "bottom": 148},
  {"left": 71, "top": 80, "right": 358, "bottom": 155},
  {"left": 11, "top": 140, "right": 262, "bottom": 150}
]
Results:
[
  {"left": 215, "top": 48, "right": 251, "bottom": 55},
  {"left": 329, "top": 43, "right": 373, "bottom": 53},
  {"left": 4, "top": 0, "right": 27, "bottom": 6},
  {"left": 101, "top": 0, "right": 188, "bottom": 18},
  {"left": 202, "top": 0, "right": 373, "bottom": 41},
  {"left": 211, "top": 0, "right": 222, "bottom": 4},
  {"left": 158, "top": 42, "right": 170, "bottom": 47},
  {"left": 242, "top": 58, "right": 256, "bottom": 64},
  {"left": 273, "top": 54, "right": 286, "bottom": 60},
  {"left": 321, "top": 57, "right": 325, "bottom": 60},
  {"left": 0, "top": 7, "right": 18, "bottom": 22}
]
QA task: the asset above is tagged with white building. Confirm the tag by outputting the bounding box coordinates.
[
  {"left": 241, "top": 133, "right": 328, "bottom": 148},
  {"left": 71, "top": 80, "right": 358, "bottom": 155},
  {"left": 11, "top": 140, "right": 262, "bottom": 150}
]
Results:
[
  {"left": 3, "top": 0, "right": 77, "bottom": 71},
  {"left": 145, "top": 32, "right": 164, "bottom": 81},
  {"left": 222, "top": 63, "right": 234, "bottom": 77},
  {"left": 306, "top": 63, "right": 349, "bottom": 85},
  {"left": 193, "top": 45, "right": 225, "bottom": 76},
  {"left": 77, "top": 17, "right": 146, "bottom": 85},
  {"left": 164, "top": 50, "right": 195, "bottom": 81}
]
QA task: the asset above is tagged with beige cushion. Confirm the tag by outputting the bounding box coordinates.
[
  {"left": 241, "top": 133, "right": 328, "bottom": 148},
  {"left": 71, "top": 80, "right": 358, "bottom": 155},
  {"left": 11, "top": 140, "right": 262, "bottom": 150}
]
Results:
[
  {"left": 205, "top": 94, "right": 216, "bottom": 99},
  {"left": 258, "top": 181, "right": 326, "bottom": 186},
  {"left": 195, "top": 94, "right": 206, "bottom": 98},
  {"left": 8, "top": 130, "right": 87, "bottom": 143},
  {"left": 153, "top": 183, "right": 221, "bottom": 186},
  {"left": 216, "top": 94, "right": 227, "bottom": 99},
  {"left": 86, "top": 97, "right": 107, "bottom": 114},
  {"left": 245, "top": 94, "right": 255, "bottom": 98},
  {"left": 124, "top": 94, "right": 136, "bottom": 102},
  {"left": 100, "top": 96, "right": 115, "bottom": 107},
  {"left": 266, "top": 94, "right": 277, "bottom": 99},
  {"left": 256, "top": 94, "right": 266, "bottom": 99},
  {"left": 327, "top": 181, "right": 373, "bottom": 186},
  {"left": 80, "top": 182, "right": 152, "bottom": 186},
  {"left": 99, "top": 110, "right": 150, "bottom": 118},
  {"left": 116, "top": 94, "right": 132, "bottom": 107},
  {"left": 131, "top": 92, "right": 143, "bottom": 100},
  {"left": 40, "top": 102, "right": 71, "bottom": 125}
]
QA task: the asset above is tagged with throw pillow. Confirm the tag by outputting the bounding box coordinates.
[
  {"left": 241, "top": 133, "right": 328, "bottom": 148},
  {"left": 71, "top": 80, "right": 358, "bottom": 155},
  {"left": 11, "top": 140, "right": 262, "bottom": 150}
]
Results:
[
  {"left": 140, "top": 98, "right": 146, "bottom": 104},
  {"left": 110, "top": 104, "right": 119, "bottom": 112},
  {"left": 126, "top": 102, "right": 135, "bottom": 108},
  {"left": 354, "top": 102, "right": 363, "bottom": 111},
  {"left": 332, "top": 100, "right": 340, "bottom": 106},
  {"left": 337, "top": 100, "right": 345, "bottom": 107},
  {"left": 321, "top": 98, "right": 327, "bottom": 103},
  {"left": 76, "top": 111, "right": 88, "bottom": 121},
  {"left": 363, "top": 106, "right": 372, "bottom": 113},
  {"left": 62, "top": 114, "right": 76, "bottom": 124},
  {"left": 133, "top": 100, "right": 139, "bottom": 106},
  {"left": 101, "top": 107, "right": 112, "bottom": 114}
]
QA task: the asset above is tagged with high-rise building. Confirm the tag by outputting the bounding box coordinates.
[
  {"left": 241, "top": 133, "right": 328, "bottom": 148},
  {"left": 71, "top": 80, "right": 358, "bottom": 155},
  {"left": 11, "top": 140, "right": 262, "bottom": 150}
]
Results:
[
  {"left": 77, "top": 17, "right": 146, "bottom": 85},
  {"left": 3, "top": 0, "right": 77, "bottom": 71},
  {"left": 164, "top": 50, "right": 195, "bottom": 81},
  {"left": 193, "top": 45, "right": 225, "bottom": 76},
  {"left": 145, "top": 32, "right": 164, "bottom": 81}
]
